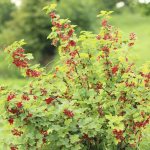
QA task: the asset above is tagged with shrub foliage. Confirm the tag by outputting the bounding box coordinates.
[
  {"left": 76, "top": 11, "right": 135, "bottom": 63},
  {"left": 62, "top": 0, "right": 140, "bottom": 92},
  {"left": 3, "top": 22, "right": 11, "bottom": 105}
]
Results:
[{"left": 1, "top": 3, "right": 150, "bottom": 150}]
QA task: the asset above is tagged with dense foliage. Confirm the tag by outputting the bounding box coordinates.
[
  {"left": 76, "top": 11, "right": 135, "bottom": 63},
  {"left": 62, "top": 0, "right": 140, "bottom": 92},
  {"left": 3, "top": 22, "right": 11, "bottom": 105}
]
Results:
[{"left": 1, "top": 3, "right": 150, "bottom": 150}]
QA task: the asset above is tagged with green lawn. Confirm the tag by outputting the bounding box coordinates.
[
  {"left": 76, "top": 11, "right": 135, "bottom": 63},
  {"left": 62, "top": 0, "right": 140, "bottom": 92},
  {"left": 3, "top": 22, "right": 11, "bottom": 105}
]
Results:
[
  {"left": 0, "top": 78, "right": 27, "bottom": 88},
  {"left": 110, "top": 12, "right": 150, "bottom": 66}
]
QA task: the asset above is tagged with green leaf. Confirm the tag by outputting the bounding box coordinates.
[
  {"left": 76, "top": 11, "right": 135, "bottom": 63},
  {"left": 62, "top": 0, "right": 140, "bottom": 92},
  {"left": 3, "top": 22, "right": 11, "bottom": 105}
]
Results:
[{"left": 70, "top": 135, "right": 79, "bottom": 143}]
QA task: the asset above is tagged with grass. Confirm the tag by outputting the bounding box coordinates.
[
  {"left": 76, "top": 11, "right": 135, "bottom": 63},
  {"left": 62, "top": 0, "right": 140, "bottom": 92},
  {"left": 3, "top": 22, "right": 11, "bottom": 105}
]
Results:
[
  {"left": 110, "top": 11, "right": 150, "bottom": 66},
  {"left": 0, "top": 78, "right": 27, "bottom": 88}
]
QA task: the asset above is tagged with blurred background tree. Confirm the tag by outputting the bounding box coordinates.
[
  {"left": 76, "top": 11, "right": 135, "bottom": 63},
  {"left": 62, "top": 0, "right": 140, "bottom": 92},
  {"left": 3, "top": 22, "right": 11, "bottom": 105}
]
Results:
[
  {"left": 58, "top": 0, "right": 104, "bottom": 31},
  {"left": 0, "top": 0, "right": 54, "bottom": 64},
  {"left": 0, "top": 0, "right": 101, "bottom": 64},
  {"left": 139, "top": 2, "right": 150, "bottom": 15},
  {"left": 0, "top": 0, "right": 15, "bottom": 31}
]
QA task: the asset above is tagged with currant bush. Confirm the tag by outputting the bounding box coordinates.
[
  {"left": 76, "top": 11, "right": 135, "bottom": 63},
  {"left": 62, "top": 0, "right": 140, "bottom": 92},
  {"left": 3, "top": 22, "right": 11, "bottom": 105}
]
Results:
[{"left": 0, "top": 3, "right": 150, "bottom": 150}]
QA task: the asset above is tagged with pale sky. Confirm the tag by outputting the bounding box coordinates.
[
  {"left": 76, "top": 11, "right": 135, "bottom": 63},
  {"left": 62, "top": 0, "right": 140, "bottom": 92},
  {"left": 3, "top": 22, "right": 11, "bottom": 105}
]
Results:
[
  {"left": 11, "top": 0, "right": 21, "bottom": 6},
  {"left": 11, "top": 0, "right": 150, "bottom": 6},
  {"left": 139, "top": 0, "right": 150, "bottom": 3}
]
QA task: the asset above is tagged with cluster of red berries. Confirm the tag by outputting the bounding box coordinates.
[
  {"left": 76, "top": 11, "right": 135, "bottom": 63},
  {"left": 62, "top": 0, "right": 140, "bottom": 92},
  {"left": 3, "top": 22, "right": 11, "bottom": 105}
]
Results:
[
  {"left": 8, "top": 118, "right": 14, "bottom": 125},
  {"left": 49, "top": 12, "right": 56, "bottom": 19},
  {"left": 7, "top": 93, "right": 16, "bottom": 101},
  {"left": 102, "top": 46, "right": 109, "bottom": 53},
  {"left": 11, "top": 128, "right": 23, "bottom": 136},
  {"left": 63, "top": 109, "right": 74, "bottom": 118},
  {"left": 49, "top": 11, "right": 76, "bottom": 52},
  {"left": 96, "top": 34, "right": 101, "bottom": 40},
  {"left": 10, "top": 146, "right": 18, "bottom": 150},
  {"left": 129, "top": 33, "right": 136, "bottom": 40},
  {"left": 128, "top": 42, "right": 134, "bottom": 47},
  {"left": 7, "top": 47, "right": 42, "bottom": 78},
  {"left": 113, "top": 129, "right": 124, "bottom": 141},
  {"left": 128, "top": 33, "right": 136, "bottom": 47},
  {"left": 103, "top": 33, "right": 113, "bottom": 40},
  {"left": 45, "top": 97, "right": 55, "bottom": 104},
  {"left": 26, "top": 69, "right": 41, "bottom": 77},
  {"left": 140, "top": 72, "right": 150, "bottom": 78},
  {"left": 125, "top": 82, "right": 135, "bottom": 87},
  {"left": 66, "top": 59, "right": 76, "bottom": 66},
  {"left": 40, "top": 129, "right": 48, "bottom": 136},
  {"left": 12, "top": 48, "right": 28, "bottom": 68},
  {"left": 8, "top": 107, "right": 20, "bottom": 115},
  {"left": 69, "top": 40, "right": 76, "bottom": 47},
  {"left": 22, "top": 94, "right": 30, "bottom": 101},
  {"left": 134, "top": 117, "right": 150, "bottom": 128},
  {"left": 16, "top": 102, "right": 23, "bottom": 108},
  {"left": 140, "top": 72, "right": 150, "bottom": 87},
  {"left": 41, "top": 88, "right": 47, "bottom": 96},
  {"left": 97, "top": 28, "right": 117, "bottom": 43},
  {"left": 111, "top": 65, "right": 118, "bottom": 75},
  {"left": 69, "top": 50, "right": 78, "bottom": 58},
  {"left": 101, "top": 19, "right": 108, "bottom": 27}
]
